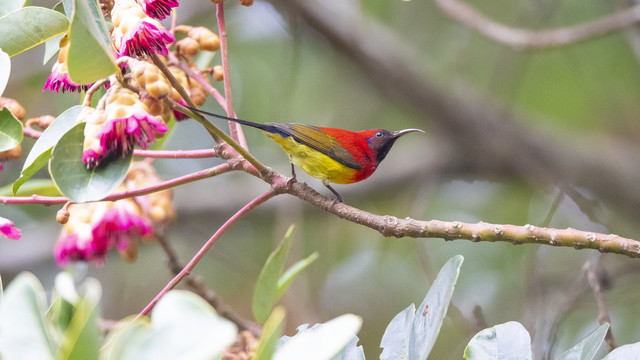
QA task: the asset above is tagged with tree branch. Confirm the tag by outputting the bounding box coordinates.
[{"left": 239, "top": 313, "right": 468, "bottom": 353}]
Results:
[
  {"left": 274, "top": 0, "right": 640, "bottom": 221},
  {"left": 278, "top": 180, "right": 640, "bottom": 258},
  {"left": 435, "top": 0, "right": 640, "bottom": 49}
]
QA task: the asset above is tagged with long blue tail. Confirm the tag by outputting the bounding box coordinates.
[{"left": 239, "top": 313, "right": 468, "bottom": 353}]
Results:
[{"left": 182, "top": 105, "right": 279, "bottom": 133}]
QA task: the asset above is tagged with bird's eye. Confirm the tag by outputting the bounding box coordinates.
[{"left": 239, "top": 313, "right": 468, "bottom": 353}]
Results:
[{"left": 375, "top": 131, "right": 383, "bottom": 138}]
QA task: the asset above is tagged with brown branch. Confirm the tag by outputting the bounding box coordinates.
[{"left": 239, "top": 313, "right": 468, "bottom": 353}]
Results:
[
  {"left": 277, "top": 180, "right": 640, "bottom": 258},
  {"left": 584, "top": 262, "right": 617, "bottom": 351},
  {"left": 435, "top": 0, "right": 640, "bottom": 49},
  {"left": 274, "top": 0, "right": 640, "bottom": 222}
]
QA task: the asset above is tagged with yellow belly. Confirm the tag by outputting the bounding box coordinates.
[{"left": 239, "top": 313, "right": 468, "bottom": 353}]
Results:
[{"left": 266, "top": 132, "right": 358, "bottom": 185}]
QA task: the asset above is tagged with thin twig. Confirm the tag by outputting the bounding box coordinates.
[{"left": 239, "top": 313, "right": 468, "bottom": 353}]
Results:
[
  {"left": 135, "top": 188, "right": 278, "bottom": 320},
  {"left": 216, "top": 3, "right": 248, "bottom": 149},
  {"left": 1, "top": 163, "right": 233, "bottom": 205},
  {"left": 132, "top": 148, "right": 218, "bottom": 159},
  {"left": 584, "top": 262, "right": 616, "bottom": 351},
  {"left": 435, "top": 0, "right": 640, "bottom": 49}
]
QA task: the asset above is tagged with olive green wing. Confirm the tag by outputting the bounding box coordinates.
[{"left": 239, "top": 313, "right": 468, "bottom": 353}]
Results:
[{"left": 269, "top": 123, "right": 362, "bottom": 170}]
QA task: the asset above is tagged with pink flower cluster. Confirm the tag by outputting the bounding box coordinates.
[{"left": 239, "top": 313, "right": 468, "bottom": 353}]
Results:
[{"left": 55, "top": 201, "right": 152, "bottom": 266}]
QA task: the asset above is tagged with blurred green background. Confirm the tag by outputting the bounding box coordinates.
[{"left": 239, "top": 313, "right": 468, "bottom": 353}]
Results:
[{"left": 2, "top": 0, "right": 640, "bottom": 358}]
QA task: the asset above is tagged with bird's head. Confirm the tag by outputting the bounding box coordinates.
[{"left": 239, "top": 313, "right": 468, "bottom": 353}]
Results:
[{"left": 364, "top": 128, "right": 424, "bottom": 165}]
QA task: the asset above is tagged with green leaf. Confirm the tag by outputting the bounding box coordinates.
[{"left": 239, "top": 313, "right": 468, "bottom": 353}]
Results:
[
  {"left": 380, "top": 304, "right": 415, "bottom": 360},
  {"left": 408, "top": 255, "right": 464, "bottom": 360},
  {"left": 555, "top": 323, "right": 609, "bottom": 360},
  {"left": 273, "top": 314, "right": 362, "bottom": 360},
  {"left": 0, "top": 0, "right": 28, "bottom": 17},
  {"left": 601, "top": 342, "right": 640, "bottom": 359},
  {"left": 0, "top": 107, "right": 22, "bottom": 151},
  {"left": 105, "top": 290, "right": 237, "bottom": 360},
  {"left": 1, "top": 179, "right": 61, "bottom": 196},
  {"left": 67, "top": 0, "right": 117, "bottom": 84},
  {"left": 253, "top": 225, "right": 295, "bottom": 324},
  {"left": 0, "top": 7, "right": 69, "bottom": 57},
  {"left": 254, "top": 306, "right": 286, "bottom": 360},
  {"left": 42, "top": 2, "right": 66, "bottom": 65},
  {"left": 0, "top": 272, "right": 55, "bottom": 360},
  {"left": 13, "top": 105, "right": 81, "bottom": 194},
  {"left": 334, "top": 335, "right": 366, "bottom": 360},
  {"left": 49, "top": 122, "right": 132, "bottom": 203},
  {"left": 276, "top": 252, "right": 318, "bottom": 299},
  {"left": 464, "top": 321, "right": 533, "bottom": 360},
  {"left": 0, "top": 48, "right": 9, "bottom": 96},
  {"left": 56, "top": 277, "right": 101, "bottom": 360}
]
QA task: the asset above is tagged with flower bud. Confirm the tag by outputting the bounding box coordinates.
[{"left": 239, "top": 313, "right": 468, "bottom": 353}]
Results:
[
  {"left": 56, "top": 208, "right": 70, "bottom": 224},
  {"left": 212, "top": 65, "right": 224, "bottom": 81},
  {"left": 188, "top": 27, "right": 220, "bottom": 52},
  {"left": 238, "top": 0, "right": 253, "bottom": 6},
  {"left": 177, "top": 37, "right": 200, "bottom": 57}
]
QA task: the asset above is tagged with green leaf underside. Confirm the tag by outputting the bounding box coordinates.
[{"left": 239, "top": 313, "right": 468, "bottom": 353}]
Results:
[
  {"left": 556, "top": 323, "right": 608, "bottom": 360},
  {"left": 408, "top": 255, "right": 464, "bottom": 360},
  {"left": 0, "top": 48, "right": 9, "bottom": 96},
  {"left": 0, "top": 273, "right": 54, "bottom": 360},
  {"left": 48, "top": 122, "right": 132, "bottom": 203},
  {"left": 0, "top": 0, "right": 28, "bottom": 17},
  {"left": 67, "top": 0, "right": 116, "bottom": 84},
  {"left": 464, "top": 321, "right": 533, "bottom": 360},
  {"left": 13, "top": 105, "right": 81, "bottom": 194},
  {"left": 0, "top": 107, "right": 22, "bottom": 151},
  {"left": 42, "top": 2, "right": 66, "bottom": 65},
  {"left": 0, "top": 7, "right": 69, "bottom": 57},
  {"left": 105, "top": 291, "right": 237, "bottom": 360},
  {"left": 273, "top": 314, "right": 362, "bottom": 360}
]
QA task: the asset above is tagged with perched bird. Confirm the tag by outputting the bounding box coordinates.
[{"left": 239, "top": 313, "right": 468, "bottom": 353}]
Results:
[{"left": 186, "top": 106, "right": 424, "bottom": 202}]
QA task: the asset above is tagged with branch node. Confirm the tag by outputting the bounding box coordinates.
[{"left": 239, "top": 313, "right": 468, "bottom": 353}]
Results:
[
  {"left": 494, "top": 225, "right": 505, "bottom": 236},
  {"left": 586, "top": 232, "right": 597, "bottom": 243},
  {"left": 524, "top": 224, "right": 536, "bottom": 232},
  {"left": 549, "top": 233, "right": 558, "bottom": 245},
  {"left": 471, "top": 233, "right": 481, "bottom": 242}
]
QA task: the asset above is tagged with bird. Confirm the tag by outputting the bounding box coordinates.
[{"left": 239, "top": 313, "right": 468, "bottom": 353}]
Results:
[{"left": 185, "top": 106, "right": 424, "bottom": 202}]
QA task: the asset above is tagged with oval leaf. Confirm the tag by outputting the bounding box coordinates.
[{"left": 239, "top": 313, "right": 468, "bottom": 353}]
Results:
[
  {"left": 602, "top": 342, "right": 640, "bottom": 360},
  {"left": 274, "top": 314, "right": 362, "bottom": 360},
  {"left": 464, "top": 321, "right": 533, "bottom": 360},
  {"left": 409, "top": 255, "right": 464, "bottom": 360},
  {"left": 0, "top": 7, "right": 69, "bottom": 57},
  {"left": 0, "top": 107, "right": 22, "bottom": 151},
  {"left": 67, "top": 0, "right": 116, "bottom": 84},
  {"left": 13, "top": 105, "right": 81, "bottom": 194},
  {"left": 556, "top": 323, "right": 609, "bottom": 360},
  {"left": 107, "top": 291, "right": 237, "bottom": 360},
  {"left": 0, "top": 48, "right": 9, "bottom": 96},
  {"left": 380, "top": 304, "right": 416, "bottom": 360},
  {"left": 49, "top": 122, "right": 132, "bottom": 203},
  {"left": 0, "top": 272, "right": 54, "bottom": 360},
  {"left": 0, "top": 0, "right": 28, "bottom": 17}
]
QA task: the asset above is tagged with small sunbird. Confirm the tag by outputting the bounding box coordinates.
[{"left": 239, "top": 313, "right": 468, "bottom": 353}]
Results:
[{"left": 186, "top": 106, "right": 424, "bottom": 202}]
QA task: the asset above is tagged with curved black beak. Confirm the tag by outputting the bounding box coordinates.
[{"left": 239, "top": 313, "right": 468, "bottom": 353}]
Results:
[{"left": 391, "top": 128, "right": 425, "bottom": 138}]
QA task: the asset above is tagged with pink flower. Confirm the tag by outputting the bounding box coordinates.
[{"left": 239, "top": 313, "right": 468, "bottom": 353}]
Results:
[
  {"left": 92, "top": 203, "right": 152, "bottom": 253},
  {"left": 43, "top": 61, "right": 91, "bottom": 93},
  {"left": 119, "top": 20, "right": 175, "bottom": 57},
  {"left": 55, "top": 201, "right": 152, "bottom": 266},
  {"left": 0, "top": 217, "right": 21, "bottom": 240},
  {"left": 140, "top": 0, "right": 180, "bottom": 20},
  {"left": 83, "top": 107, "right": 168, "bottom": 169}
]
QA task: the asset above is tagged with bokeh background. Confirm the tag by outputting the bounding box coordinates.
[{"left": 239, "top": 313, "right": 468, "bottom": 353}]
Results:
[{"left": 2, "top": 0, "right": 640, "bottom": 358}]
